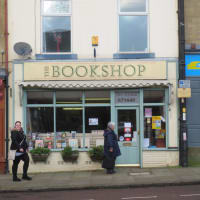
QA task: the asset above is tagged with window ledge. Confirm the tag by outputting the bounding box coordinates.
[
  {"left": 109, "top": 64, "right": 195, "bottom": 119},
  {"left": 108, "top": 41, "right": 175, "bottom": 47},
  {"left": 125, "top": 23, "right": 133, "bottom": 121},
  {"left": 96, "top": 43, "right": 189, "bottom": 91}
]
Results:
[
  {"left": 49, "top": 148, "right": 89, "bottom": 152},
  {"left": 143, "top": 148, "right": 178, "bottom": 151},
  {"left": 113, "top": 53, "right": 155, "bottom": 59},
  {"left": 35, "top": 54, "right": 78, "bottom": 60}
]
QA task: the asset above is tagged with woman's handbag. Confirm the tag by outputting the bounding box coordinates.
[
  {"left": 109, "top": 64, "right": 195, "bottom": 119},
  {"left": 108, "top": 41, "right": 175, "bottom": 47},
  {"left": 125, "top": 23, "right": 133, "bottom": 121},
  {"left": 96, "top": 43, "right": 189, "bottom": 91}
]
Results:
[
  {"left": 8, "top": 150, "right": 17, "bottom": 160},
  {"left": 102, "top": 153, "right": 115, "bottom": 169},
  {"left": 8, "top": 137, "right": 25, "bottom": 160}
]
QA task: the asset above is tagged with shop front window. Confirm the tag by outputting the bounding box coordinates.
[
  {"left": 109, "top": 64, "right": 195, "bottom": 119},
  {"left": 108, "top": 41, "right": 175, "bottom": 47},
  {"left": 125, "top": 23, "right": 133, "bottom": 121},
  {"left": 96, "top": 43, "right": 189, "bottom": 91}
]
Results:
[
  {"left": 56, "top": 108, "right": 83, "bottom": 132},
  {"left": 143, "top": 106, "right": 166, "bottom": 148},
  {"left": 42, "top": 0, "right": 71, "bottom": 53},
  {"left": 85, "top": 107, "right": 110, "bottom": 134},
  {"left": 26, "top": 90, "right": 111, "bottom": 150},
  {"left": 144, "top": 90, "right": 165, "bottom": 103},
  {"left": 27, "top": 91, "right": 53, "bottom": 104},
  {"left": 26, "top": 107, "right": 54, "bottom": 149},
  {"left": 56, "top": 91, "right": 82, "bottom": 104},
  {"left": 85, "top": 91, "right": 110, "bottom": 104},
  {"left": 55, "top": 107, "right": 83, "bottom": 149}
]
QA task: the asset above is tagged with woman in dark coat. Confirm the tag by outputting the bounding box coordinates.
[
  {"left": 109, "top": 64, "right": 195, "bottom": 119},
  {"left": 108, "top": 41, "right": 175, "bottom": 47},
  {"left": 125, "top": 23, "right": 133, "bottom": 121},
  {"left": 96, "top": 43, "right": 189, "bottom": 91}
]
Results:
[
  {"left": 103, "top": 122, "right": 121, "bottom": 174},
  {"left": 10, "top": 121, "right": 32, "bottom": 182}
]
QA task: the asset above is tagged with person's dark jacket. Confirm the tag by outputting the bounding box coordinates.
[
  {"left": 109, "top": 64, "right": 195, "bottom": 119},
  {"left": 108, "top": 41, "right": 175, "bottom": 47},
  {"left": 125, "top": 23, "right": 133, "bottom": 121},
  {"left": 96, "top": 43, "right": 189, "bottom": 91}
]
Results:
[
  {"left": 10, "top": 128, "right": 28, "bottom": 153},
  {"left": 103, "top": 128, "right": 121, "bottom": 158}
]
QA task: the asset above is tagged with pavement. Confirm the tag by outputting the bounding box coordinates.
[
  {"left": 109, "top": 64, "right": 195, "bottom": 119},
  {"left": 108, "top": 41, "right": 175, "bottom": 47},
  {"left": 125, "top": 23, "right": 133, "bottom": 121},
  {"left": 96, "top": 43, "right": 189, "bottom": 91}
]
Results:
[{"left": 1, "top": 167, "right": 200, "bottom": 192}]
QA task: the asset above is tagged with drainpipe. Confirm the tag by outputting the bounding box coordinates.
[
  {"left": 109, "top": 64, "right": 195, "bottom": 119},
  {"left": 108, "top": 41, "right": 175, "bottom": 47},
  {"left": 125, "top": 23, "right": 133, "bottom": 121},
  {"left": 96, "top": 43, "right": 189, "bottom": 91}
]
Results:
[
  {"left": 178, "top": 0, "right": 187, "bottom": 167},
  {"left": 4, "top": 0, "right": 9, "bottom": 173}
]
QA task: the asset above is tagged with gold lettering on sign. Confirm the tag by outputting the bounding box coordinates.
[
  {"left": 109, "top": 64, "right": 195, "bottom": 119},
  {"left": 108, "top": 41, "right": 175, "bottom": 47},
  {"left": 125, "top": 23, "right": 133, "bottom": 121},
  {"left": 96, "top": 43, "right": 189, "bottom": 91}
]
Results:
[
  {"left": 24, "top": 61, "right": 167, "bottom": 81},
  {"left": 47, "top": 64, "right": 146, "bottom": 78},
  {"left": 44, "top": 66, "right": 49, "bottom": 77}
]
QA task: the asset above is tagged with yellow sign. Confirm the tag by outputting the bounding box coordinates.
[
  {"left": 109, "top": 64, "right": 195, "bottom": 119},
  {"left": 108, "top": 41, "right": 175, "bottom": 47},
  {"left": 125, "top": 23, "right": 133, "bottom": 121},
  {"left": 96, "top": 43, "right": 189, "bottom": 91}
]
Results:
[
  {"left": 24, "top": 61, "right": 167, "bottom": 81},
  {"left": 178, "top": 88, "right": 191, "bottom": 98},
  {"left": 152, "top": 116, "right": 161, "bottom": 130},
  {"left": 92, "top": 36, "right": 98, "bottom": 46},
  {"left": 187, "top": 61, "right": 200, "bottom": 69}
]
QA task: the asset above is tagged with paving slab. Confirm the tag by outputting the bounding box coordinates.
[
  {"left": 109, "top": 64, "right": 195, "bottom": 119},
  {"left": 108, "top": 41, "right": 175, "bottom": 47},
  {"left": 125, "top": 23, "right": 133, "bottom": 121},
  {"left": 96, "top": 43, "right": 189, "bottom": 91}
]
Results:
[{"left": 1, "top": 167, "right": 200, "bottom": 192}]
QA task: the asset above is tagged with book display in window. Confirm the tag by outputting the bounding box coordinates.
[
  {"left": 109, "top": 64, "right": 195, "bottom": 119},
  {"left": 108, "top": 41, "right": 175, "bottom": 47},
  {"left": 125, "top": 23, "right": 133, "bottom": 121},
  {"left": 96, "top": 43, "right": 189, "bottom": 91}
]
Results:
[{"left": 28, "top": 132, "right": 54, "bottom": 150}]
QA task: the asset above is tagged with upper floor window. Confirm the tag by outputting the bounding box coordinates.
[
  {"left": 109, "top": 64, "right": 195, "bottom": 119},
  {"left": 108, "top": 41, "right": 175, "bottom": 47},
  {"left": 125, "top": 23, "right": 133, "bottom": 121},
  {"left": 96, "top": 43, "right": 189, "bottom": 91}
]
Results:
[
  {"left": 42, "top": 0, "right": 71, "bottom": 53},
  {"left": 119, "top": 0, "right": 148, "bottom": 52}
]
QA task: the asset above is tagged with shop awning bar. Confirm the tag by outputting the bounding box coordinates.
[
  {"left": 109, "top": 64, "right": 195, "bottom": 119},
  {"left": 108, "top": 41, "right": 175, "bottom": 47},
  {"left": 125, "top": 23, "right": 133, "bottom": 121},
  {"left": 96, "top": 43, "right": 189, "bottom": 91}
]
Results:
[{"left": 19, "top": 80, "right": 172, "bottom": 89}]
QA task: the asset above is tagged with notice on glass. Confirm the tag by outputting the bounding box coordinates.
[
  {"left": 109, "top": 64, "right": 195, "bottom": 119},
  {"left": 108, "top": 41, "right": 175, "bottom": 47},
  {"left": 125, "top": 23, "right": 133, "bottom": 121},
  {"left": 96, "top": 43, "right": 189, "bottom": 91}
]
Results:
[
  {"left": 145, "top": 108, "right": 152, "bottom": 118},
  {"left": 124, "top": 122, "right": 131, "bottom": 128},
  {"left": 143, "top": 138, "right": 150, "bottom": 148},
  {"left": 89, "top": 118, "right": 98, "bottom": 126},
  {"left": 152, "top": 116, "right": 161, "bottom": 129}
]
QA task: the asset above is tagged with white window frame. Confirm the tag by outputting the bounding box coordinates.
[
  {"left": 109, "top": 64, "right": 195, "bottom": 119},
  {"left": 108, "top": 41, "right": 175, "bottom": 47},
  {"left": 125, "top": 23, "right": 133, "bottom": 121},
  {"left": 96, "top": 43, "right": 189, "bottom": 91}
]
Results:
[
  {"left": 41, "top": 0, "right": 72, "bottom": 54},
  {"left": 118, "top": 0, "right": 149, "bottom": 53}
]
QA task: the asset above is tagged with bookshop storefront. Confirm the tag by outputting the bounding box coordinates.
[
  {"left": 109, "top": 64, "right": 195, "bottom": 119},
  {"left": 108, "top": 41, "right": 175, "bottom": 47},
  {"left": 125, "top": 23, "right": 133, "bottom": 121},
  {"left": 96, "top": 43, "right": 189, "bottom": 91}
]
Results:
[{"left": 11, "top": 60, "right": 179, "bottom": 172}]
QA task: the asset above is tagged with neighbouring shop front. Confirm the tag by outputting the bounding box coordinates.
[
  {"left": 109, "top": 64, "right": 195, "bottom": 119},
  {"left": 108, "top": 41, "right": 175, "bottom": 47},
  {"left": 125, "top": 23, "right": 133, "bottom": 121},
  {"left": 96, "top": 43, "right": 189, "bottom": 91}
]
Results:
[
  {"left": 185, "top": 54, "right": 200, "bottom": 166},
  {"left": 10, "top": 60, "right": 179, "bottom": 172}
]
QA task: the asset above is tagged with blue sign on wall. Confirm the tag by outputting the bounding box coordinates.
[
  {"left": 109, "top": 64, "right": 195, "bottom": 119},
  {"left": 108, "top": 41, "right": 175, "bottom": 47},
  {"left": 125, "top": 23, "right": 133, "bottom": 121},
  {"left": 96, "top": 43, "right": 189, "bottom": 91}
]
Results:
[{"left": 185, "top": 54, "right": 200, "bottom": 77}]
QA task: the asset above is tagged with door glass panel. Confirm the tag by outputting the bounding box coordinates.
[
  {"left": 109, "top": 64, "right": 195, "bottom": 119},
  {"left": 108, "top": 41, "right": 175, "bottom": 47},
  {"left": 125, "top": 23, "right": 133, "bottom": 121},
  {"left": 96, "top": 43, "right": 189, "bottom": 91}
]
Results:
[{"left": 117, "top": 110, "right": 136, "bottom": 142}]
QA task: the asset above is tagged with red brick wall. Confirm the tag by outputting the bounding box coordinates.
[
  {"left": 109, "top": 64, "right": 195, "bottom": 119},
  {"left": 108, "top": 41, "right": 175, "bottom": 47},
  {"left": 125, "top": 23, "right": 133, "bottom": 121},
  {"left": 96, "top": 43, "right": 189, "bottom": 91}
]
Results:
[{"left": 0, "top": 85, "right": 5, "bottom": 174}]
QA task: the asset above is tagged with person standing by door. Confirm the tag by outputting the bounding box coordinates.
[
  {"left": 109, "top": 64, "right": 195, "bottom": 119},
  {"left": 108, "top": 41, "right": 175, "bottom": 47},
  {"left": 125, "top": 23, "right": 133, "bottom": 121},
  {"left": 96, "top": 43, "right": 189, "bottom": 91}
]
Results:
[
  {"left": 10, "top": 121, "right": 32, "bottom": 182},
  {"left": 102, "top": 122, "right": 121, "bottom": 174}
]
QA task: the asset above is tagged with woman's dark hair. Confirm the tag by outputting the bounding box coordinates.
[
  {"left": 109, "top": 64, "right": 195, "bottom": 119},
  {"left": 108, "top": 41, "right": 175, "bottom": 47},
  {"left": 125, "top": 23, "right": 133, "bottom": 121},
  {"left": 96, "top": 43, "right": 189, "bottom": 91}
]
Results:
[{"left": 15, "top": 121, "right": 21, "bottom": 126}]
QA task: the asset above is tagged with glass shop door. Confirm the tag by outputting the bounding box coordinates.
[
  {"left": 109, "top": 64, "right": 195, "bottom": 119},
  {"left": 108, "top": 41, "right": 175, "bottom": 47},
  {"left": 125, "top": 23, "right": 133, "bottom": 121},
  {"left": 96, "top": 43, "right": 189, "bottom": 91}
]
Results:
[{"left": 116, "top": 107, "right": 140, "bottom": 166}]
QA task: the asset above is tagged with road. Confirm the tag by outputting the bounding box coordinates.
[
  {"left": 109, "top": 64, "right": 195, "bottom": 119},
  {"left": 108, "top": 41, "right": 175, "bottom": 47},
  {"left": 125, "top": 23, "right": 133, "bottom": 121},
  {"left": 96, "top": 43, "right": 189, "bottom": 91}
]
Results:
[{"left": 1, "top": 185, "right": 200, "bottom": 200}]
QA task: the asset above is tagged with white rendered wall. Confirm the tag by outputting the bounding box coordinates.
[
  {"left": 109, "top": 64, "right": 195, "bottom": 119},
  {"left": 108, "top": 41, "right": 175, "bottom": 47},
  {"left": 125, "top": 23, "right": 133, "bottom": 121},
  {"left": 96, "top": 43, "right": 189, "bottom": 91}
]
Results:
[
  {"left": 149, "top": 0, "right": 178, "bottom": 58},
  {"left": 8, "top": 0, "right": 178, "bottom": 60},
  {"left": 9, "top": 152, "right": 103, "bottom": 174},
  {"left": 167, "top": 62, "right": 179, "bottom": 148},
  {"left": 143, "top": 151, "right": 179, "bottom": 167},
  {"left": 8, "top": 0, "right": 36, "bottom": 59}
]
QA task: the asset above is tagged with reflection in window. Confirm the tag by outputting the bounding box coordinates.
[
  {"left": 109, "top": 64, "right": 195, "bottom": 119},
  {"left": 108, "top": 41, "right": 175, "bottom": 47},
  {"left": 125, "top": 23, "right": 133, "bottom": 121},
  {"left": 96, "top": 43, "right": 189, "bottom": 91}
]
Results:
[
  {"left": 56, "top": 91, "right": 82, "bottom": 104},
  {"left": 85, "top": 107, "right": 110, "bottom": 133},
  {"left": 56, "top": 107, "right": 83, "bottom": 133},
  {"left": 27, "top": 107, "right": 53, "bottom": 133},
  {"left": 26, "top": 107, "right": 54, "bottom": 150},
  {"left": 27, "top": 91, "right": 53, "bottom": 104},
  {"left": 144, "top": 106, "right": 166, "bottom": 148},
  {"left": 43, "top": 16, "right": 71, "bottom": 52},
  {"left": 85, "top": 91, "right": 110, "bottom": 104},
  {"left": 43, "top": 0, "right": 70, "bottom": 15},
  {"left": 119, "top": 16, "right": 147, "bottom": 52},
  {"left": 120, "top": 0, "right": 146, "bottom": 12},
  {"left": 119, "top": 0, "right": 147, "bottom": 52},
  {"left": 144, "top": 90, "right": 165, "bottom": 103}
]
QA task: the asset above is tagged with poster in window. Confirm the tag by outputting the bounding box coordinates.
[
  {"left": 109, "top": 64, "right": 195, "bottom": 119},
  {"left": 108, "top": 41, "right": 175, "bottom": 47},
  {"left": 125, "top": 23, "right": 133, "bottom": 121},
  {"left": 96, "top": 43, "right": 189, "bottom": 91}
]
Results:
[
  {"left": 124, "top": 127, "right": 131, "bottom": 133},
  {"left": 152, "top": 116, "right": 161, "bottom": 129},
  {"left": 89, "top": 118, "right": 98, "bottom": 126},
  {"left": 71, "top": 131, "right": 76, "bottom": 138},
  {"left": 143, "top": 138, "right": 150, "bottom": 148},
  {"left": 69, "top": 139, "right": 78, "bottom": 148},
  {"left": 35, "top": 140, "right": 44, "bottom": 148},
  {"left": 124, "top": 122, "right": 131, "bottom": 128},
  {"left": 145, "top": 108, "right": 152, "bottom": 118}
]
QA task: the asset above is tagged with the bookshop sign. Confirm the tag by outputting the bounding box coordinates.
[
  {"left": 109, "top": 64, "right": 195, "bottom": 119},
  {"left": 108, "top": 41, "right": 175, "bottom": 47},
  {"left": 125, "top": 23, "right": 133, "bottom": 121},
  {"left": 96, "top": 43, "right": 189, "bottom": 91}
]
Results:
[{"left": 24, "top": 61, "right": 166, "bottom": 81}]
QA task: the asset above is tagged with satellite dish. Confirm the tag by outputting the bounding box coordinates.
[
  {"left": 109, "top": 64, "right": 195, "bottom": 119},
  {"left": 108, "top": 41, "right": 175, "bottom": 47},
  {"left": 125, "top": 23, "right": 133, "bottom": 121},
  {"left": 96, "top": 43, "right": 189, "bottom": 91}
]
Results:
[{"left": 14, "top": 42, "right": 32, "bottom": 56}]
